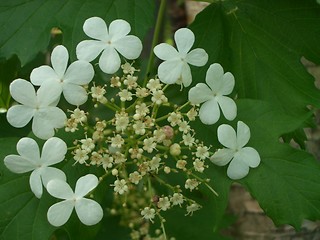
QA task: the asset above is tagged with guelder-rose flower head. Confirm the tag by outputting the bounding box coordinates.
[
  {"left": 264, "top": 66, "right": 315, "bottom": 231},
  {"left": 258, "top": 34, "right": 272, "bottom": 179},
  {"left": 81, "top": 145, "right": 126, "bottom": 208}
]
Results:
[
  {"left": 47, "top": 174, "right": 103, "bottom": 226},
  {"left": 30, "top": 45, "right": 94, "bottom": 106},
  {"left": 6, "top": 79, "right": 66, "bottom": 139},
  {"left": 154, "top": 28, "right": 208, "bottom": 87},
  {"left": 210, "top": 121, "right": 261, "bottom": 180},
  {"left": 188, "top": 63, "right": 237, "bottom": 125},
  {"left": 4, "top": 137, "right": 67, "bottom": 198},
  {"left": 76, "top": 17, "right": 142, "bottom": 74}
]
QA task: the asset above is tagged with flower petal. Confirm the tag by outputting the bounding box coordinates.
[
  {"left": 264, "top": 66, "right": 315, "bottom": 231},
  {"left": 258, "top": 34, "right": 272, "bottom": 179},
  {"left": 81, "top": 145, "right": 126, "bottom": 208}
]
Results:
[
  {"left": 76, "top": 40, "right": 106, "bottom": 62},
  {"left": 237, "top": 147, "right": 261, "bottom": 168},
  {"left": 186, "top": 48, "right": 208, "bottom": 67},
  {"left": 30, "top": 66, "right": 59, "bottom": 86},
  {"left": 113, "top": 35, "right": 142, "bottom": 59},
  {"left": 63, "top": 83, "right": 88, "bottom": 106},
  {"left": 41, "top": 167, "right": 66, "bottom": 187},
  {"left": 6, "top": 105, "right": 35, "bottom": 128},
  {"left": 41, "top": 137, "right": 67, "bottom": 166},
  {"left": 188, "top": 83, "right": 212, "bottom": 104},
  {"left": 47, "top": 200, "right": 74, "bottom": 227},
  {"left": 174, "top": 28, "right": 194, "bottom": 54},
  {"left": 217, "top": 124, "right": 237, "bottom": 149},
  {"left": 83, "top": 17, "right": 108, "bottom": 41},
  {"left": 205, "top": 63, "right": 224, "bottom": 92},
  {"left": 220, "top": 72, "right": 235, "bottom": 95},
  {"left": 64, "top": 60, "right": 94, "bottom": 85},
  {"left": 75, "top": 198, "right": 103, "bottom": 225},
  {"left": 199, "top": 98, "right": 220, "bottom": 125},
  {"left": 236, "top": 121, "right": 251, "bottom": 148},
  {"left": 47, "top": 179, "right": 74, "bottom": 199},
  {"left": 10, "top": 79, "right": 37, "bottom": 107},
  {"left": 99, "top": 46, "right": 121, "bottom": 74},
  {"left": 180, "top": 63, "right": 192, "bottom": 87},
  {"left": 227, "top": 157, "right": 250, "bottom": 180},
  {"left": 217, "top": 96, "right": 237, "bottom": 121},
  {"left": 75, "top": 174, "right": 98, "bottom": 197},
  {"left": 157, "top": 60, "right": 183, "bottom": 85},
  {"left": 16, "top": 137, "right": 40, "bottom": 163},
  {"left": 30, "top": 169, "right": 43, "bottom": 198},
  {"left": 37, "top": 81, "right": 62, "bottom": 107},
  {"left": 4, "top": 155, "right": 36, "bottom": 173},
  {"left": 153, "top": 43, "right": 179, "bottom": 61},
  {"left": 51, "top": 45, "right": 69, "bottom": 79},
  {"left": 109, "top": 19, "right": 130, "bottom": 41},
  {"left": 32, "top": 107, "right": 66, "bottom": 139},
  {"left": 210, "top": 148, "right": 235, "bottom": 166}
]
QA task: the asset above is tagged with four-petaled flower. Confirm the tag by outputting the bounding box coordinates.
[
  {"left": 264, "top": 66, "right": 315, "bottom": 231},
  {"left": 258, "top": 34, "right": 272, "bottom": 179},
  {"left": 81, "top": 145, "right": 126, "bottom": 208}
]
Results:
[
  {"left": 210, "top": 121, "right": 261, "bottom": 180},
  {"left": 6, "top": 79, "right": 66, "bottom": 139},
  {"left": 153, "top": 28, "right": 208, "bottom": 87},
  {"left": 76, "top": 17, "right": 143, "bottom": 74},
  {"left": 47, "top": 174, "right": 103, "bottom": 227},
  {"left": 188, "top": 63, "right": 237, "bottom": 125},
  {"left": 30, "top": 45, "right": 94, "bottom": 106},
  {"left": 4, "top": 137, "right": 67, "bottom": 198}
]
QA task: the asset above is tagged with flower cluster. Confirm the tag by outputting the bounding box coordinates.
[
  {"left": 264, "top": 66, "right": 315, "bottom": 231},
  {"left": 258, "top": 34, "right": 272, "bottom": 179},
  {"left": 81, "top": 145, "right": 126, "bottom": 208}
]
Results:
[{"left": 4, "top": 16, "right": 261, "bottom": 238}]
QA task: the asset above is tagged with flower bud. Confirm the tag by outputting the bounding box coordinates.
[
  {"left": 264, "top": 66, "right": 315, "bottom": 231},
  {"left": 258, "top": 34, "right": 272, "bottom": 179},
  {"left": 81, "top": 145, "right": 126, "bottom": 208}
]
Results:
[{"left": 170, "top": 143, "right": 181, "bottom": 156}]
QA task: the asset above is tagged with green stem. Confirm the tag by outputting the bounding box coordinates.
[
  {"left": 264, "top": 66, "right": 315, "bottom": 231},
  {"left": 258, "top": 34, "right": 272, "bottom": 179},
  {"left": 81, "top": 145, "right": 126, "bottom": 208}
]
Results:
[{"left": 143, "top": 0, "right": 167, "bottom": 87}]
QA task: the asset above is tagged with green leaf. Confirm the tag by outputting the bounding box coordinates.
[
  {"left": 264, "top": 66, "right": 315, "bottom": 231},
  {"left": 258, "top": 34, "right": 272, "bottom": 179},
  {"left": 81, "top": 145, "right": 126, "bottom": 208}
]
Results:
[
  {"left": 0, "top": 0, "right": 155, "bottom": 65},
  {"left": 236, "top": 100, "right": 320, "bottom": 229},
  {"left": 0, "top": 56, "right": 20, "bottom": 110},
  {"left": 190, "top": 0, "right": 320, "bottom": 116}
]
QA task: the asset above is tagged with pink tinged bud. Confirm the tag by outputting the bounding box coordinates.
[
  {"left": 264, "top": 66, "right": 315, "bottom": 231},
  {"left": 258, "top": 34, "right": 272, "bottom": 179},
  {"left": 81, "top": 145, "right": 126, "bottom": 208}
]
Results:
[{"left": 162, "top": 125, "right": 174, "bottom": 139}]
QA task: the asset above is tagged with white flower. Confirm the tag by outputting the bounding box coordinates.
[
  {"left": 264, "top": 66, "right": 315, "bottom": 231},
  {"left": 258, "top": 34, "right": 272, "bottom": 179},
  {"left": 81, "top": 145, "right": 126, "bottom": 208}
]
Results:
[
  {"left": 141, "top": 207, "right": 156, "bottom": 222},
  {"left": 4, "top": 137, "right": 67, "bottom": 198},
  {"left": 210, "top": 121, "right": 261, "bottom": 180},
  {"left": 153, "top": 28, "right": 208, "bottom": 87},
  {"left": 30, "top": 45, "right": 94, "bottom": 106},
  {"left": 47, "top": 174, "right": 103, "bottom": 226},
  {"left": 188, "top": 63, "right": 237, "bottom": 125},
  {"left": 6, "top": 79, "right": 66, "bottom": 139},
  {"left": 76, "top": 17, "right": 142, "bottom": 74}
]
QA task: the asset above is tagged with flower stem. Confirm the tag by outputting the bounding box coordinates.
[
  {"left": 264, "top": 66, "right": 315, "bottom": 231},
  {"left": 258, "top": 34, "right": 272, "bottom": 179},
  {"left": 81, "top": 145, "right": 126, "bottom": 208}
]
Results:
[{"left": 143, "top": 0, "right": 167, "bottom": 87}]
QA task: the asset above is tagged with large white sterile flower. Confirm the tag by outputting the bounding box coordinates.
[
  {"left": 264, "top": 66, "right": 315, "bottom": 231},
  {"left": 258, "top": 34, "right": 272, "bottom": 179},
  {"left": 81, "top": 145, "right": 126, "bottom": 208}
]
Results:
[
  {"left": 153, "top": 28, "right": 208, "bottom": 87},
  {"left": 4, "top": 137, "right": 67, "bottom": 198},
  {"left": 47, "top": 174, "right": 103, "bottom": 227},
  {"left": 76, "top": 17, "right": 142, "bottom": 74},
  {"left": 188, "top": 63, "right": 237, "bottom": 125},
  {"left": 210, "top": 121, "right": 261, "bottom": 180},
  {"left": 6, "top": 79, "right": 66, "bottom": 139},
  {"left": 30, "top": 45, "right": 94, "bottom": 106}
]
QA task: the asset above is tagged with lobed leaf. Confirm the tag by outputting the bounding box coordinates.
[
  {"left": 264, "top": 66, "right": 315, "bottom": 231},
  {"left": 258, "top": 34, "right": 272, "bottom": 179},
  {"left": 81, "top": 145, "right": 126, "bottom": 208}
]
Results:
[{"left": 0, "top": 0, "right": 155, "bottom": 66}]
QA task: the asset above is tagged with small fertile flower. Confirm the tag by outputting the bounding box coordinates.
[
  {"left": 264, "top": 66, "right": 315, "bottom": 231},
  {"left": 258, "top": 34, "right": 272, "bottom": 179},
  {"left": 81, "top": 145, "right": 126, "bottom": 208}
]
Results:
[
  {"left": 76, "top": 17, "right": 142, "bottom": 74},
  {"left": 30, "top": 45, "right": 94, "bottom": 106},
  {"left": 4, "top": 137, "right": 67, "bottom": 198},
  {"left": 6, "top": 79, "right": 66, "bottom": 139},
  {"left": 210, "top": 121, "right": 261, "bottom": 180},
  {"left": 157, "top": 197, "right": 171, "bottom": 211},
  {"left": 153, "top": 28, "right": 208, "bottom": 87},
  {"left": 141, "top": 207, "right": 156, "bottom": 222},
  {"left": 113, "top": 179, "right": 128, "bottom": 195},
  {"left": 188, "top": 63, "right": 237, "bottom": 125},
  {"left": 47, "top": 174, "right": 103, "bottom": 226}
]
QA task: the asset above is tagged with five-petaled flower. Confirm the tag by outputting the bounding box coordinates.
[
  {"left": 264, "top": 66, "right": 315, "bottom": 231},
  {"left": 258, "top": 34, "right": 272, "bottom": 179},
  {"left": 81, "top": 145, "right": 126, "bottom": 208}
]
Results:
[
  {"left": 4, "top": 137, "right": 67, "bottom": 198},
  {"left": 188, "top": 63, "right": 237, "bottom": 125},
  {"left": 210, "top": 121, "right": 261, "bottom": 180},
  {"left": 6, "top": 79, "right": 66, "bottom": 139},
  {"left": 47, "top": 174, "right": 103, "bottom": 227},
  {"left": 153, "top": 28, "right": 208, "bottom": 87},
  {"left": 30, "top": 45, "right": 94, "bottom": 106},
  {"left": 76, "top": 17, "right": 143, "bottom": 74}
]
